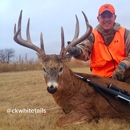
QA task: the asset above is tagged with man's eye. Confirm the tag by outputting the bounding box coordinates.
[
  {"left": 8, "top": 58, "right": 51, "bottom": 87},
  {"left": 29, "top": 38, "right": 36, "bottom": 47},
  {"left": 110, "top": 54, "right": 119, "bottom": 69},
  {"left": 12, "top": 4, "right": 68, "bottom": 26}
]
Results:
[
  {"left": 101, "top": 16, "right": 105, "bottom": 19},
  {"left": 101, "top": 15, "right": 113, "bottom": 19}
]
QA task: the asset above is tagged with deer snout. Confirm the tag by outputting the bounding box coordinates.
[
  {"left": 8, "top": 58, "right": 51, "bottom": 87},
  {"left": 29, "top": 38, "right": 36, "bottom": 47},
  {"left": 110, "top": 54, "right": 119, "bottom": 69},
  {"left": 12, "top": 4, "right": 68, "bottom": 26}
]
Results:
[
  {"left": 47, "top": 86, "right": 57, "bottom": 94},
  {"left": 47, "top": 82, "right": 58, "bottom": 94}
]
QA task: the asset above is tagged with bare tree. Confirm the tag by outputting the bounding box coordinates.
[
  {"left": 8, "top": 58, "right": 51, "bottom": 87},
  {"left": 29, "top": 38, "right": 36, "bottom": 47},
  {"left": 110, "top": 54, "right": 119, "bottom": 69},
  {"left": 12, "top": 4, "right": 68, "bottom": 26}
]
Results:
[
  {"left": 0, "top": 48, "right": 15, "bottom": 63},
  {"left": 0, "top": 50, "right": 5, "bottom": 63}
]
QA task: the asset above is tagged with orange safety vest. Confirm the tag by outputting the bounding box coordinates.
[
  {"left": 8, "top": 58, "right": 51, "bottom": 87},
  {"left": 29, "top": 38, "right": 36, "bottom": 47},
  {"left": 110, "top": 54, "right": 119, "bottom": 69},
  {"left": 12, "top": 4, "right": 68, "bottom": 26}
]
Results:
[{"left": 90, "top": 27, "right": 126, "bottom": 78}]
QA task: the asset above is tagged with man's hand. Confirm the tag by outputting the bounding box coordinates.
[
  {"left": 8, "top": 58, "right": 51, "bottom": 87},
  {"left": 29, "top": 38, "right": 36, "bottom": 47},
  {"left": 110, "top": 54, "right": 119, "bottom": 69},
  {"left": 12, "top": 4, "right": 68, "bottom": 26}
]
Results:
[
  {"left": 67, "top": 46, "right": 82, "bottom": 57},
  {"left": 112, "top": 62, "right": 127, "bottom": 81}
]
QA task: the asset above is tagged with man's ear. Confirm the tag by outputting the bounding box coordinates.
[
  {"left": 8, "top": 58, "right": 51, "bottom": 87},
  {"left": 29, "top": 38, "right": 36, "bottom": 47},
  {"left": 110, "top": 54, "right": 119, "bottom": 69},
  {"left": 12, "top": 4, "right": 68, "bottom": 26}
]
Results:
[
  {"left": 114, "top": 14, "right": 117, "bottom": 21},
  {"left": 97, "top": 16, "right": 100, "bottom": 22}
]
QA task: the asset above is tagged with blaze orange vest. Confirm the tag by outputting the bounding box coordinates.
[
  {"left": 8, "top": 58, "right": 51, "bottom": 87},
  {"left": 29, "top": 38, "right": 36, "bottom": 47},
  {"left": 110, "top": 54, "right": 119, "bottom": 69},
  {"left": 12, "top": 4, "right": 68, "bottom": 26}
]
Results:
[{"left": 90, "top": 27, "right": 126, "bottom": 77}]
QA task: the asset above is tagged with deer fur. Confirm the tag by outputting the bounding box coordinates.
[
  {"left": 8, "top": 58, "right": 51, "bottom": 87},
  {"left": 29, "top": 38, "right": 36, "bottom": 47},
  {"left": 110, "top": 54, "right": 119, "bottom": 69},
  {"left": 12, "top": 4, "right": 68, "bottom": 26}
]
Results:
[{"left": 41, "top": 55, "right": 130, "bottom": 126}]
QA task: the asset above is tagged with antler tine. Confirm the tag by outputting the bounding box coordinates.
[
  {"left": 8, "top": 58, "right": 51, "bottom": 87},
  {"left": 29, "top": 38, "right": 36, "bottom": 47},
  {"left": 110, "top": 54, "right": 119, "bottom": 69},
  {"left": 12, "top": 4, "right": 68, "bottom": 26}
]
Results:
[
  {"left": 40, "top": 32, "right": 46, "bottom": 55},
  {"left": 64, "top": 11, "right": 92, "bottom": 55},
  {"left": 26, "top": 18, "right": 32, "bottom": 42},
  {"left": 82, "top": 11, "right": 89, "bottom": 23},
  {"left": 59, "top": 27, "right": 65, "bottom": 57},
  {"left": 18, "top": 10, "right": 22, "bottom": 36},
  {"left": 71, "top": 15, "right": 79, "bottom": 42},
  {"left": 14, "top": 10, "right": 45, "bottom": 55}
]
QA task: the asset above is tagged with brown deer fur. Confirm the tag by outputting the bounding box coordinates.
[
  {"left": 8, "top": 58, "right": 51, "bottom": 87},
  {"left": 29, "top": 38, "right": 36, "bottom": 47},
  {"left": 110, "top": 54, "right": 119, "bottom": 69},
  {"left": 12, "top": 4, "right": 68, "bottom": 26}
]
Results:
[{"left": 42, "top": 55, "right": 130, "bottom": 126}]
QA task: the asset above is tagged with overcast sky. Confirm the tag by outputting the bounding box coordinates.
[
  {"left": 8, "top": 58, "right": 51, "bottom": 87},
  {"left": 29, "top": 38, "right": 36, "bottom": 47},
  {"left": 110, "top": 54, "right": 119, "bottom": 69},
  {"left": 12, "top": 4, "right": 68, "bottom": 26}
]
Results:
[{"left": 1, "top": 0, "right": 130, "bottom": 60}]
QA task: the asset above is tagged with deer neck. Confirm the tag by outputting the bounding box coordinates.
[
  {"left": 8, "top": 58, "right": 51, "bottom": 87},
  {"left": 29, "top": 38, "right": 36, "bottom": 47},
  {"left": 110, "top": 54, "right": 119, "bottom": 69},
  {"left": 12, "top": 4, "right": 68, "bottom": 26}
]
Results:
[{"left": 52, "top": 65, "right": 81, "bottom": 108}]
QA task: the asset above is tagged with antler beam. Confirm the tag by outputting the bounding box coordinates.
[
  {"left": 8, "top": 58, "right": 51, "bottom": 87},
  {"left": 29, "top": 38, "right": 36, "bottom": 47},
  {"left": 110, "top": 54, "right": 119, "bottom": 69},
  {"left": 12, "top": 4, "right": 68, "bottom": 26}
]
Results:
[
  {"left": 63, "top": 11, "right": 92, "bottom": 56},
  {"left": 14, "top": 10, "right": 92, "bottom": 59},
  {"left": 14, "top": 10, "right": 45, "bottom": 56}
]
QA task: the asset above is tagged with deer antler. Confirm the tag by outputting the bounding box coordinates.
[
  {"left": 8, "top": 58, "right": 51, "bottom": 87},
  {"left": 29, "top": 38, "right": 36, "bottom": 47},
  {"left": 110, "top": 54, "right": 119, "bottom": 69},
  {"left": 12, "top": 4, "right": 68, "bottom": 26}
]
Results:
[
  {"left": 61, "top": 11, "right": 92, "bottom": 57},
  {"left": 14, "top": 10, "right": 46, "bottom": 57},
  {"left": 14, "top": 10, "right": 92, "bottom": 59}
]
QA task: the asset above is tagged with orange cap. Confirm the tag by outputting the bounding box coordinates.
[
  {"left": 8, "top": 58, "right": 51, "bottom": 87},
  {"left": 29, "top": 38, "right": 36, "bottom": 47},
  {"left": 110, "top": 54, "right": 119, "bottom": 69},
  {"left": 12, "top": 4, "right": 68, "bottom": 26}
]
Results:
[{"left": 98, "top": 4, "right": 115, "bottom": 15}]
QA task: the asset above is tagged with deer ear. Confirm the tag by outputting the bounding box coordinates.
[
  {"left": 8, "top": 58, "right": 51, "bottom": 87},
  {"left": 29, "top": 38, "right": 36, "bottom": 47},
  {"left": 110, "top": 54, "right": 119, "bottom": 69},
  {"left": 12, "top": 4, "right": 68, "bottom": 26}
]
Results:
[
  {"left": 37, "top": 53, "right": 43, "bottom": 64},
  {"left": 37, "top": 53, "right": 40, "bottom": 59},
  {"left": 61, "top": 54, "right": 72, "bottom": 62}
]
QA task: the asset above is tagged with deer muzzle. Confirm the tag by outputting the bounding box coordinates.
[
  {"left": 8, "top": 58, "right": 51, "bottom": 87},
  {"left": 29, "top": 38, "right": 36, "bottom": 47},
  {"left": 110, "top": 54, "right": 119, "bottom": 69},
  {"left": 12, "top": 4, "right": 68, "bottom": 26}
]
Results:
[
  {"left": 47, "top": 81, "right": 58, "bottom": 94},
  {"left": 47, "top": 86, "right": 57, "bottom": 94}
]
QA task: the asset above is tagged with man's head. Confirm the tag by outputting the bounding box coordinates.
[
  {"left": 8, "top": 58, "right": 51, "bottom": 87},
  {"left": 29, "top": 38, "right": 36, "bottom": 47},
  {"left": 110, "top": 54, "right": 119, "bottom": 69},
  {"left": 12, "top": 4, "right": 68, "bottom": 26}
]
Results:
[{"left": 97, "top": 4, "right": 116, "bottom": 31}]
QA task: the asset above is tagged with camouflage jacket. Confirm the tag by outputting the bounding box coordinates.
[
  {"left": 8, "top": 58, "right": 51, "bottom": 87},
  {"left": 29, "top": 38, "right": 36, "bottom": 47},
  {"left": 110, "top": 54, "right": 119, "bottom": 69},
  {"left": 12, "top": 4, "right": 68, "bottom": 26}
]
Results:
[{"left": 77, "top": 22, "right": 130, "bottom": 69}]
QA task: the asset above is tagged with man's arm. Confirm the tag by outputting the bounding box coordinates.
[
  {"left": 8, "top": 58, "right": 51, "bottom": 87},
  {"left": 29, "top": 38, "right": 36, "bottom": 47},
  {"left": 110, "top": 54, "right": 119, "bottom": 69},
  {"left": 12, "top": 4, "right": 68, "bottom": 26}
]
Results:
[
  {"left": 112, "top": 29, "right": 130, "bottom": 81},
  {"left": 68, "top": 34, "right": 94, "bottom": 61},
  {"left": 122, "top": 29, "right": 130, "bottom": 68}
]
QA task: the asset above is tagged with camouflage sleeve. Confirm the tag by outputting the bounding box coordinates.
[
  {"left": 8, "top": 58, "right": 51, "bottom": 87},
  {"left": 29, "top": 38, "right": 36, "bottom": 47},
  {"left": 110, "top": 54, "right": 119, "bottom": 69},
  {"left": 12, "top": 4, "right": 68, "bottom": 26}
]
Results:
[
  {"left": 75, "top": 34, "right": 94, "bottom": 61},
  {"left": 121, "top": 29, "right": 130, "bottom": 69}
]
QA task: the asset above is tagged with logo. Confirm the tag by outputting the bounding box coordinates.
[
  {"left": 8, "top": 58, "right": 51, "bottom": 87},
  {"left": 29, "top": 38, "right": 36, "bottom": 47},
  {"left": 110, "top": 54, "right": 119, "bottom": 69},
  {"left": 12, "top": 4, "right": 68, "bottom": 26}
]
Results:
[
  {"left": 114, "top": 40, "right": 118, "bottom": 43},
  {"left": 104, "top": 5, "right": 109, "bottom": 8}
]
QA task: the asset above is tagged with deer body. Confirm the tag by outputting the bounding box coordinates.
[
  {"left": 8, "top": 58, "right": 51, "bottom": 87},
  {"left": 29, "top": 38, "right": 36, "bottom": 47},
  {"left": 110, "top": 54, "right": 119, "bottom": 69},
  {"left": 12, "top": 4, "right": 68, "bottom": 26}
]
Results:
[
  {"left": 13, "top": 10, "right": 130, "bottom": 126},
  {"left": 42, "top": 56, "right": 130, "bottom": 126}
]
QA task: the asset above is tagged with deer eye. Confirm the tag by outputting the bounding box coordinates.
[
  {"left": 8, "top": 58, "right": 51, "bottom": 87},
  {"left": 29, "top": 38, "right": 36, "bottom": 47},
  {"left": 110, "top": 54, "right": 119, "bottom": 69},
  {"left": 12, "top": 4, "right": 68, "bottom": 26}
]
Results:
[
  {"left": 43, "top": 68, "right": 46, "bottom": 73},
  {"left": 59, "top": 67, "right": 63, "bottom": 72}
]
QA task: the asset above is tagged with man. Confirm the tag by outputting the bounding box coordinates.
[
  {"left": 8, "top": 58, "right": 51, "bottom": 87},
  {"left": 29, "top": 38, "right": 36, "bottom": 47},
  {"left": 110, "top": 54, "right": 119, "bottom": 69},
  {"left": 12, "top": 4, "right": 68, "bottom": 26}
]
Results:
[{"left": 68, "top": 3, "right": 130, "bottom": 82}]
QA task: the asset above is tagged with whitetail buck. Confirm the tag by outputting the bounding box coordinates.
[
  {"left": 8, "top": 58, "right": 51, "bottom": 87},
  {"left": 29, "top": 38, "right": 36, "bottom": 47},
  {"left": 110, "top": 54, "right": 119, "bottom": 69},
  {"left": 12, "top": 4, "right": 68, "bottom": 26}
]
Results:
[{"left": 14, "top": 10, "right": 130, "bottom": 126}]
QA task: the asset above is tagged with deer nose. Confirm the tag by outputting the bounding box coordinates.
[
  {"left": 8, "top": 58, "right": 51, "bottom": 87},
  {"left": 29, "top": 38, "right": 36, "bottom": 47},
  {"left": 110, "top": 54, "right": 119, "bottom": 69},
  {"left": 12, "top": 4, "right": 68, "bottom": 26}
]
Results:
[
  {"left": 47, "top": 81, "right": 58, "bottom": 94},
  {"left": 47, "top": 86, "right": 57, "bottom": 94}
]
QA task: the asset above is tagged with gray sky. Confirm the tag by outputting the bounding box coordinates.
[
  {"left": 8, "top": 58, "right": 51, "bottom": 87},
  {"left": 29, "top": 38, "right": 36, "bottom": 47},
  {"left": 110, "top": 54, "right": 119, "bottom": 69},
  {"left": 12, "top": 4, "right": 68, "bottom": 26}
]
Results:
[{"left": 1, "top": 0, "right": 130, "bottom": 60}]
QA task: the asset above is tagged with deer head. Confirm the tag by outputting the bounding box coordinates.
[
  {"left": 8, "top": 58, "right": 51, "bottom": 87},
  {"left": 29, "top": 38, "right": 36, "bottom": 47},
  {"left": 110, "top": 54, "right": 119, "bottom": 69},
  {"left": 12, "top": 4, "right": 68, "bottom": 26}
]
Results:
[{"left": 14, "top": 10, "right": 92, "bottom": 94}]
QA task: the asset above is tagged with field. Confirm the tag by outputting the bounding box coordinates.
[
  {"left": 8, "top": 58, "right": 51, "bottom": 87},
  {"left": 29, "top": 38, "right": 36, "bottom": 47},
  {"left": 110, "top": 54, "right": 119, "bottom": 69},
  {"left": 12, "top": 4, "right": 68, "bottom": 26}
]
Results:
[{"left": 0, "top": 67, "right": 130, "bottom": 130}]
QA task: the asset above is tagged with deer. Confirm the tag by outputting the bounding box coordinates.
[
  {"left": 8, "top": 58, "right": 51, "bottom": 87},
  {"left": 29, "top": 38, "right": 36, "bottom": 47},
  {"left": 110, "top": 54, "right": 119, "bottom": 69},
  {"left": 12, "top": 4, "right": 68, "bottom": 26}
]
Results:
[{"left": 14, "top": 10, "right": 130, "bottom": 127}]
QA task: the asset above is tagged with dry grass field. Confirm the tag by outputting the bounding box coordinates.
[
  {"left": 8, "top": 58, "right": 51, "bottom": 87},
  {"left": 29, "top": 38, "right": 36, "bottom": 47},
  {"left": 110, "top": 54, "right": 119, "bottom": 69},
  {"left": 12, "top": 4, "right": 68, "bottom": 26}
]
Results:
[{"left": 0, "top": 67, "right": 130, "bottom": 130}]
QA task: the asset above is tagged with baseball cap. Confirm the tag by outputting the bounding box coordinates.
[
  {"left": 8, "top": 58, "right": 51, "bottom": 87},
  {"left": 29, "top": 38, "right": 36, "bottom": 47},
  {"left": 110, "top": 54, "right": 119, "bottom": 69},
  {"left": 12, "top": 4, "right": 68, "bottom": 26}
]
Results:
[{"left": 98, "top": 4, "right": 115, "bottom": 15}]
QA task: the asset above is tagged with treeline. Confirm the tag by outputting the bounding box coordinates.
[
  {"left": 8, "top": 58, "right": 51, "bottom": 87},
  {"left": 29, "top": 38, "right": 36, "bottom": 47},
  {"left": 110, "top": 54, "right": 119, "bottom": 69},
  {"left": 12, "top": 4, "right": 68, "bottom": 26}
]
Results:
[
  {"left": 0, "top": 58, "right": 41, "bottom": 73},
  {"left": 0, "top": 53, "right": 90, "bottom": 73},
  {"left": 0, "top": 49, "right": 41, "bottom": 72}
]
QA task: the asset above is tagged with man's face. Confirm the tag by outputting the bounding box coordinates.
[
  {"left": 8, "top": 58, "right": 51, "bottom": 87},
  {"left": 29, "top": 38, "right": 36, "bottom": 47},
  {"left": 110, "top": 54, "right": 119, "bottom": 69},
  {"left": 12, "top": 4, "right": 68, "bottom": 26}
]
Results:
[{"left": 97, "top": 11, "right": 116, "bottom": 31}]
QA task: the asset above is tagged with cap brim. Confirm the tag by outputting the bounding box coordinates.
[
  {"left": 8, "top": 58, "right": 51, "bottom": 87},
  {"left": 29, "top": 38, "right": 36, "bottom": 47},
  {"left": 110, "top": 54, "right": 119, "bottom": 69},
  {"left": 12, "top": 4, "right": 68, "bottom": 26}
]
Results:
[{"left": 100, "top": 10, "right": 113, "bottom": 15}]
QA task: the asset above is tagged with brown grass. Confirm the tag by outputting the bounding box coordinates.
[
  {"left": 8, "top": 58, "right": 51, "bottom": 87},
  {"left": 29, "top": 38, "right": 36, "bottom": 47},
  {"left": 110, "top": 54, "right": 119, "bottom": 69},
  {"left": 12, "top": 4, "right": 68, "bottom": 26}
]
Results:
[
  {"left": 0, "top": 61, "right": 42, "bottom": 72},
  {"left": 0, "top": 67, "right": 130, "bottom": 130}
]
